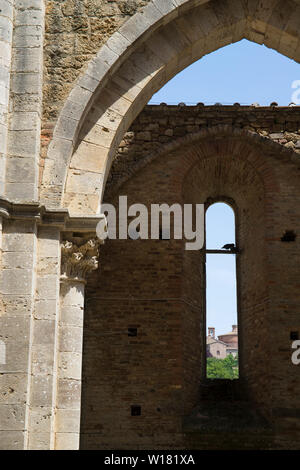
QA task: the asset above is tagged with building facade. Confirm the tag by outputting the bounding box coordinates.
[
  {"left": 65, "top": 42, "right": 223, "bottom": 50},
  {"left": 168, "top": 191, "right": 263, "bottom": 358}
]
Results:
[
  {"left": 0, "top": 0, "right": 300, "bottom": 450},
  {"left": 207, "top": 326, "right": 238, "bottom": 358},
  {"left": 207, "top": 336, "right": 228, "bottom": 359},
  {"left": 218, "top": 325, "right": 238, "bottom": 357}
]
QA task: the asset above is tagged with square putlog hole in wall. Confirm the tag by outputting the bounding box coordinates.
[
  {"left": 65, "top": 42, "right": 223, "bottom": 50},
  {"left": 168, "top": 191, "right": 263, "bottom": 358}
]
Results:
[
  {"left": 290, "top": 331, "right": 299, "bottom": 341},
  {"left": 131, "top": 406, "right": 141, "bottom": 416},
  {"left": 128, "top": 327, "right": 138, "bottom": 337}
]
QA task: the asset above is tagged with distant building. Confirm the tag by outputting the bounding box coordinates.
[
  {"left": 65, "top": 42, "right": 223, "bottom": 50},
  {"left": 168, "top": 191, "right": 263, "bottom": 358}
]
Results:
[{"left": 207, "top": 326, "right": 238, "bottom": 358}]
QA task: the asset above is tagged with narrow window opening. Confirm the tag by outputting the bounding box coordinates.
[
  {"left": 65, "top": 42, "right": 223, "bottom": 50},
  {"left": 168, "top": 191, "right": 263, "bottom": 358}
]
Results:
[{"left": 205, "top": 202, "right": 239, "bottom": 379}]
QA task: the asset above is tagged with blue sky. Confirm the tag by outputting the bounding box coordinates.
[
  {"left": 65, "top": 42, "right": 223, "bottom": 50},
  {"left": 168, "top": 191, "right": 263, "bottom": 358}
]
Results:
[
  {"left": 149, "top": 39, "right": 300, "bottom": 106},
  {"left": 148, "top": 39, "right": 300, "bottom": 337}
]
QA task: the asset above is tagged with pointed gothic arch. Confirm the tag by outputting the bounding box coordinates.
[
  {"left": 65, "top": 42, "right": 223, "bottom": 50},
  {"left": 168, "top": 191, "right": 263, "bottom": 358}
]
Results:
[{"left": 40, "top": 0, "right": 300, "bottom": 214}]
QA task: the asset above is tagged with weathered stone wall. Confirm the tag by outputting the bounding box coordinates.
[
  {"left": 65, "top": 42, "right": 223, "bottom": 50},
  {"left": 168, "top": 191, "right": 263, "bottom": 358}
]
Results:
[
  {"left": 81, "top": 105, "right": 300, "bottom": 449},
  {"left": 44, "top": 0, "right": 150, "bottom": 122},
  {"left": 40, "top": 0, "right": 300, "bottom": 215},
  {"left": 41, "top": 0, "right": 151, "bottom": 170},
  {"left": 106, "top": 104, "right": 300, "bottom": 198},
  {"left": 1, "top": 0, "right": 300, "bottom": 451},
  {"left": 6, "top": 0, "right": 45, "bottom": 203},
  {"left": 0, "top": 0, "right": 13, "bottom": 197}
]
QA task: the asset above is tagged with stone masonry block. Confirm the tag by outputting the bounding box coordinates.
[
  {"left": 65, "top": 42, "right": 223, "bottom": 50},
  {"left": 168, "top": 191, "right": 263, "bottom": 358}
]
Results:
[
  {"left": 32, "top": 319, "right": 56, "bottom": 346},
  {"left": 35, "top": 275, "right": 58, "bottom": 301},
  {"left": 31, "top": 344, "right": 55, "bottom": 376},
  {"left": 58, "top": 352, "right": 82, "bottom": 381},
  {"left": 55, "top": 409, "right": 81, "bottom": 434},
  {"left": 56, "top": 378, "right": 81, "bottom": 410},
  {"left": 0, "top": 268, "right": 33, "bottom": 295},
  {"left": 30, "top": 375, "right": 53, "bottom": 407},
  {"left": 0, "top": 404, "right": 26, "bottom": 430},
  {"left": 58, "top": 325, "right": 83, "bottom": 354},
  {"left": 0, "top": 431, "right": 25, "bottom": 450},
  {"left": 28, "top": 407, "right": 52, "bottom": 434},
  {"left": 0, "top": 373, "right": 28, "bottom": 405}
]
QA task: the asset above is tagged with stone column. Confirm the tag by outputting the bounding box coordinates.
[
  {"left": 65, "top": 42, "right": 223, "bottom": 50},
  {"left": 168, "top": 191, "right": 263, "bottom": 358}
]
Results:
[
  {"left": 55, "top": 236, "right": 101, "bottom": 450},
  {"left": 6, "top": 0, "right": 45, "bottom": 201},
  {"left": 0, "top": 217, "right": 37, "bottom": 449},
  {"left": 0, "top": 215, "right": 3, "bottom": 363},
  {"left": 0, "top": 0, "right": 13, "bottom": 196},
  {"left": 27, "top": 226, "right": 61, "bottom": 450}
]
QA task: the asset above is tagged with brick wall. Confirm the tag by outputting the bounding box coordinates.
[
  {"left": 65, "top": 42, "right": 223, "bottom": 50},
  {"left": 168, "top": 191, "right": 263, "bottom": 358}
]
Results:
[
  {"left": 106, "top": 104, "right": 300, "bottom": 199},
  {"left": 81, "top": 105, "right": 300, "bottom": 449}
]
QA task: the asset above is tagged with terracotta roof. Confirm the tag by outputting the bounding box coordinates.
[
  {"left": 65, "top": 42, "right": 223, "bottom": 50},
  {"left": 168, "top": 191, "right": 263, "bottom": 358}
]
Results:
[
  {"left": 219, "top": 331, "right": 238, "bottom": 336},
  {"left": 206, "top": 336, "right": 228, "bottom": 346}
]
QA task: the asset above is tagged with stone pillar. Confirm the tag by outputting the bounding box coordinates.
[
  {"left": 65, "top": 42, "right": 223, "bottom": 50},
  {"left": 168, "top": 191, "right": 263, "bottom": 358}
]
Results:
[
  {"left": 6, "top": 0, "right": 45, "bottom": 201},
  {"left": 0, "top": 216, "right": 2, "bottom": 265},
  {"left": 0, "top": 216, "right": 3, "bottom": 364},
  {"left": 27, "top": 226, "right": 61, "bottom": 450},
  {"left": 0, "top": 217, "right": 37, "bottom": 449},
  {"left": 55, "top": 236, "right": 101, "bottom": 450},
  {"left": 0, "top": 0, "right": 13, "bottom": 196}
]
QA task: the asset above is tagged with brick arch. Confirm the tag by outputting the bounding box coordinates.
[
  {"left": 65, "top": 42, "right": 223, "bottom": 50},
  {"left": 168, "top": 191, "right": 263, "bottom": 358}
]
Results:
[
  {"left": 179, "top": 146, "right": 269, "bottom": 411},
  {"left": 40, "top": 0, "right": 300, "bottom": 214},
  {"left": 171, "top": 129, "right": 281, "bottom": 197},
  {"left": 105, "top": 125, "right": 293, "bottom": 200}
]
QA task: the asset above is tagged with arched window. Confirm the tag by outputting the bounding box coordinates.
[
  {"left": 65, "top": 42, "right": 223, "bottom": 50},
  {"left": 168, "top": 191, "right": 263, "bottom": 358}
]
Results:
[{"left": 205, "top": 202, "right": 239, "bottom": 379}]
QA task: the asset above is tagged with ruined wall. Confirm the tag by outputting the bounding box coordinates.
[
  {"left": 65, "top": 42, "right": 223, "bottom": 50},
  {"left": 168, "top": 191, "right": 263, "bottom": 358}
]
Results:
[
  {"left": 106, "top": 104, "right": 300, "bottom": 200},
  {"left": 41, "top": 0, "right": 151, "bottom": 180},
  {"left": 44, "top": 0, "right": 150, "bottom": 122},
  {"left": 1, "top": 0, "right": 300, "bottom": 451},
  {"left": 40, "top": 0, "right": 300, "bottom": 214},
  {"left": 81, "top": 151, "right": 186, "bottom": 449},
  {"left": 81, "top": 105, "right": 300, "bottom": 450}
]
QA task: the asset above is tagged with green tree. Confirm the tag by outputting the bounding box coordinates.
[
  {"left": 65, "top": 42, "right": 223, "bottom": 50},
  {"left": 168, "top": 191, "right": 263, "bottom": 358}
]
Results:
[{"left": 206, "top": 354, "right": 239, "bottom": 379}]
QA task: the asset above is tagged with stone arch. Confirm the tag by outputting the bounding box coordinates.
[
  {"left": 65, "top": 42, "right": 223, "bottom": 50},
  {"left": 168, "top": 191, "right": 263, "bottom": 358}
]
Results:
[{"left": 40, "top": 0, "right": 300, "bottom": 214}]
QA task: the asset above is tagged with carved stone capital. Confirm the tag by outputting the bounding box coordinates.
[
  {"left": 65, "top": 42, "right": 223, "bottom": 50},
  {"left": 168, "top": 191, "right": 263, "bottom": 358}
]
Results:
[{"left": 61, "top": 236, "right": 102, "bottom": 282}]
